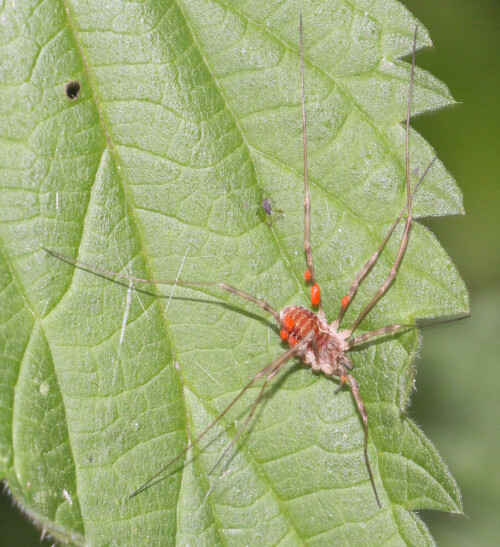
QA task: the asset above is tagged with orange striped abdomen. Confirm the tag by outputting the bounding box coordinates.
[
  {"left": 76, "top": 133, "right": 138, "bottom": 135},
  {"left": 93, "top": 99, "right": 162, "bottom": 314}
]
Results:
[
  {"left": 279, "top": 306, "right": 347, "bottom": 372},
  {"left": 283, "top": 306, "right": 329, "bottom": 347}
]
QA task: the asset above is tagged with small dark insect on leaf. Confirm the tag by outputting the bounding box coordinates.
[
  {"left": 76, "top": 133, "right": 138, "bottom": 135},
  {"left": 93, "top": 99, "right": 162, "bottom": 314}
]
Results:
[
  {"left": 262, "top": 197, "right": 272, "bottom": 215},
  {"left": 45, "top": 19, "right": 450, "bottom": 510}
]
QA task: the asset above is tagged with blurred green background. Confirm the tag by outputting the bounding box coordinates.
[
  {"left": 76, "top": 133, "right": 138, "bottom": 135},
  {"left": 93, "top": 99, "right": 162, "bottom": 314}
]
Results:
[
  {"left": 1, "top": 0, "right": 498, "bottom": 545},
  {"left": 405, "top": 0, "right": 500, "bottom": 545}
]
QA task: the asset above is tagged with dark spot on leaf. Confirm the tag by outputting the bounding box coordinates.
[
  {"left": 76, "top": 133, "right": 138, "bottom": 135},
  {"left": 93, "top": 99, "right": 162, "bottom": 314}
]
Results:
[{"left": 65, "top": 81, "right": 81, "bottom": 100}]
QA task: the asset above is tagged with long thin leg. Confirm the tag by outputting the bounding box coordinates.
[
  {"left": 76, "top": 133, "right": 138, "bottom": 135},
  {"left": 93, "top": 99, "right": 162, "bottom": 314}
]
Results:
[
  {"left": 349, "top": 311, "right": 472, "bottom": 349},
  {"left": 44, "top": 247, "right": 281, "bottom": 324},
  {"left": 208, "top": 329, "right": 318, "bottom": 475},
  {"left": 129, "top": 331, "right": 315, "bottom": 498},
  {"left": 208, "top": 367, "right": 278, "bottom": 476},
  {"left": 344, "top": 27, "right": 419, "bottom": 338},
  {"left": 300, "top": 16, "right": 323, "bottom": 315},
  {"left": 347, "top": 323, "right": 413, "bottom": 349},
  {"left": 347, "top": 374, "right": 381, "bottom": 507},
  {"left": 332, "top": 157, "right": 436, "bottom": 330},
  {"left": 347, "top": 304, "right": 470, "bottom": 349}
]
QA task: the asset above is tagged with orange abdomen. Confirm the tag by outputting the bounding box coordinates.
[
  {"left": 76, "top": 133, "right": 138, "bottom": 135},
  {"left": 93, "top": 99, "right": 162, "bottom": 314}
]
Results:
[{"left": 281, "top": 306, "right": 330, "bottom": 350}]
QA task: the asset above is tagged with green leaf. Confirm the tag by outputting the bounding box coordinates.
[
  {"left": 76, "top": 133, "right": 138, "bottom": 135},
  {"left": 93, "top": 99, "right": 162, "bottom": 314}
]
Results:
[{"left": 0, "top": 0, "right": 468, "bottom": 544}]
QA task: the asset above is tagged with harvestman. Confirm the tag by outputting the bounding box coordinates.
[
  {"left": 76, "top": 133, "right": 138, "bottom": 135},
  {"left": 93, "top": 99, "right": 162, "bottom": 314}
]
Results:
[{"left": 46, "top": 21, "right": 434, "bottom": 508}]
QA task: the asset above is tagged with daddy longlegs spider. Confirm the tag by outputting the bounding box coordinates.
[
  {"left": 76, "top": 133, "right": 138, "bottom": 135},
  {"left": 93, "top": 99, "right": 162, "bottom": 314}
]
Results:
[{"left": 46, "top": 20, "right": 433, "bottom": 509}]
